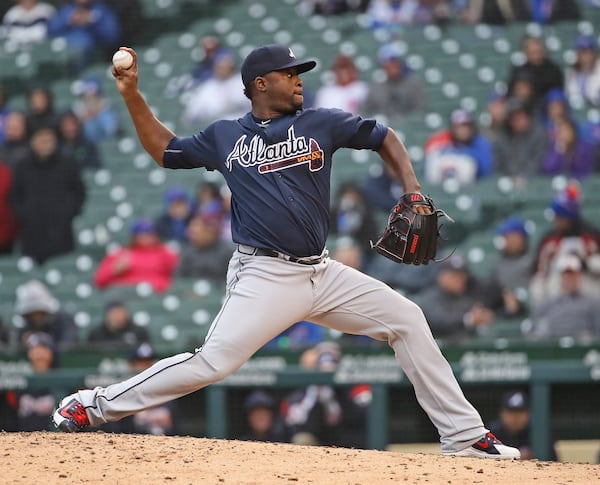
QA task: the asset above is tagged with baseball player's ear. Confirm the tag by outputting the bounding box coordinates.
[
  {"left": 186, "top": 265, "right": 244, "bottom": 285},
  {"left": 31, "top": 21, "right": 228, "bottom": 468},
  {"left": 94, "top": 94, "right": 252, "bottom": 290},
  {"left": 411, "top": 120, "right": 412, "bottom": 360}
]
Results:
[{"left": 255, "top": 77, "right": 267, "bottom": 93}]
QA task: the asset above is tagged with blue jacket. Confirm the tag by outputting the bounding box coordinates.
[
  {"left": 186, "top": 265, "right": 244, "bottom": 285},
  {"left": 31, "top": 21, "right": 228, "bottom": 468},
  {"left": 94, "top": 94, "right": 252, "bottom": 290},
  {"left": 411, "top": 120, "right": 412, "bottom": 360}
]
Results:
[{"left": 47, "top": 2, "right": 120, "bottom": 52}]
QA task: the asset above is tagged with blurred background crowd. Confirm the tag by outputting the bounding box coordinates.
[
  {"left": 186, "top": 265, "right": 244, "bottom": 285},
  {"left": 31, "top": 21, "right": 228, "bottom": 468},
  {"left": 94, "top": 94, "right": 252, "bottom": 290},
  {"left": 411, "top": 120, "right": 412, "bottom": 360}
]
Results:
[{"left": 0, "top": 0, "right": 599, "bottom": 459}]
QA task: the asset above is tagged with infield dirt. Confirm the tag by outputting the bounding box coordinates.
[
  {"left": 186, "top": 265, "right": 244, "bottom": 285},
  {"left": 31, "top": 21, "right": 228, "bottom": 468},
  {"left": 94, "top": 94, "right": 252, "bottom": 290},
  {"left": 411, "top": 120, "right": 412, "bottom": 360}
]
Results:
[{"left": 2, "top": 431, "right": 598, "bottom": 484}]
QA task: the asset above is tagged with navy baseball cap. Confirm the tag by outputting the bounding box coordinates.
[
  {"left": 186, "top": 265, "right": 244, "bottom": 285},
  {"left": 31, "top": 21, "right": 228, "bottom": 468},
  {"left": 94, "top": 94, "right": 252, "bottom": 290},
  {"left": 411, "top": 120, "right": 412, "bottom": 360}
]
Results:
[{"left": 241, "top": 44, "right": 316, "bottom": 87}]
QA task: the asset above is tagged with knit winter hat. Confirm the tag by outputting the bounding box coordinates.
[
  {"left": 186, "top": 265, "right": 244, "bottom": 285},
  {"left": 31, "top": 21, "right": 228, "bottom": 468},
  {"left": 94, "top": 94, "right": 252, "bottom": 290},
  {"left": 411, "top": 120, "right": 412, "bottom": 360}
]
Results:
[{"left": 550, "top": 183, "right": 582, "bottom": 220}]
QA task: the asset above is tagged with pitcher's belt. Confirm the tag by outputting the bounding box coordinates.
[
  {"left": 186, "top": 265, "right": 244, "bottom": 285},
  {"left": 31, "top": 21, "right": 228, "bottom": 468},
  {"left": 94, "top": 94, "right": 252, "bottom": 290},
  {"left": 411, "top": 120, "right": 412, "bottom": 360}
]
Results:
[{"left": 237, "top": 244, "right": 327, "bottom": 265}]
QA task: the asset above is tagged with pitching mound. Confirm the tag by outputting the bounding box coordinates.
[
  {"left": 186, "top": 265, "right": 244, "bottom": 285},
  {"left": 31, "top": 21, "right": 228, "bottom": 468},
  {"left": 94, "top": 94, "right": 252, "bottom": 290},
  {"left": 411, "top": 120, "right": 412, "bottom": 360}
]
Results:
[{"left": 3, "top": 432, "right": 597, "bottom": 484}]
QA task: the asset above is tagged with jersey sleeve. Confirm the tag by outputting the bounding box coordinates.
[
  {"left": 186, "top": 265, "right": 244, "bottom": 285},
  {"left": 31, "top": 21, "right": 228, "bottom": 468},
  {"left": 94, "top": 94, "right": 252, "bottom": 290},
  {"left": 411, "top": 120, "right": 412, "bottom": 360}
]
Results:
[
  {"left": 162, "top": 126, "right": 220, "bottom": 171},
  {"left": 326, "top": 109, "right": 388, "bottom": 152}
]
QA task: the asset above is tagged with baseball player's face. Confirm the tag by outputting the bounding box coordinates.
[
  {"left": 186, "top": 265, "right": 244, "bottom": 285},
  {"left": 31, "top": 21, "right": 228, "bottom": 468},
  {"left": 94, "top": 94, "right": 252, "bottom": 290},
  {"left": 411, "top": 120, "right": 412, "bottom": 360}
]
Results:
[{"left": 263, "top": 68, "right": 304, "bottom": 113}]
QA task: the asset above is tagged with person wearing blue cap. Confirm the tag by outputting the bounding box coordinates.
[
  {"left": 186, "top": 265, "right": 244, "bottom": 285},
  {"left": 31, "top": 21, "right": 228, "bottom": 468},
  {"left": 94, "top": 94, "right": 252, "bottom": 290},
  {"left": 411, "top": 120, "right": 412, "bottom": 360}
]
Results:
[
  {"left": 154, "top": 186, "right": 193, "bottom": 244},
  {"left": 487, "top": 216, "right": 532, "bottom": 318},
  {"left": 565, "top": 34, "right": 600, "bottom": 108},
  {"left": 424, "top": 108, "right": 493, "bottom": 185},
  {"left": 363, "top": 42, "right": 425, "bottom": 120},
  {"left": 72, "top": 75, "right": 119, "bottom": 143},
  {"left": 530, "top": 183, "right": 600, "bottom": 308}
]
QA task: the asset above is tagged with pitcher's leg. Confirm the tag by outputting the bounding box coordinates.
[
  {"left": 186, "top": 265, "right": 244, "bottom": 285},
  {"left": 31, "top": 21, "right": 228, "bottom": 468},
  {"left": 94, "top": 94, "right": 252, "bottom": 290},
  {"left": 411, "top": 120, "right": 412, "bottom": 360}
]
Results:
[
  {"left": 309, "top": 260, "right": 486, "bottom": 453},
  {"left": 77, "top": 255, "right": 315, "bottom": 426}
]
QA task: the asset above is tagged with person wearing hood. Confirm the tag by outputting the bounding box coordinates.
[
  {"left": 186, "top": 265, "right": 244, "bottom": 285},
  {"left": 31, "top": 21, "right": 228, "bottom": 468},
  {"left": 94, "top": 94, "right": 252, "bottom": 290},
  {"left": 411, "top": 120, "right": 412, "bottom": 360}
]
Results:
[
  {"left": 25, "top": 85, "right": 59, "bottom": 134},
  {"left": 9, "top": 126, "right": 86, "bottom": 264},
  {"left": 14, "top": 280, "right": 78, "bottom": 346}
]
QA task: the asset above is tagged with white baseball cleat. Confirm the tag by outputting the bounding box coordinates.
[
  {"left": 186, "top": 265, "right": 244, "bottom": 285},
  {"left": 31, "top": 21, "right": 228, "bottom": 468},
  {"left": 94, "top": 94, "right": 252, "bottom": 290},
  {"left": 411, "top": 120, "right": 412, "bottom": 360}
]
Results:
[{"left": 444, "top": 432, "right": 521, "bottom": 460}]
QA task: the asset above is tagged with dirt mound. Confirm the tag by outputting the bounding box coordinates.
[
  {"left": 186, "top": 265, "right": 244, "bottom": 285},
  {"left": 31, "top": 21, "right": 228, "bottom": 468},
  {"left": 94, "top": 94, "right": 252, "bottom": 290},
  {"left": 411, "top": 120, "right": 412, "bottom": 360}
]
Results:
[{"left": 2, "top": 432, "right": 597, "bottom": 484}]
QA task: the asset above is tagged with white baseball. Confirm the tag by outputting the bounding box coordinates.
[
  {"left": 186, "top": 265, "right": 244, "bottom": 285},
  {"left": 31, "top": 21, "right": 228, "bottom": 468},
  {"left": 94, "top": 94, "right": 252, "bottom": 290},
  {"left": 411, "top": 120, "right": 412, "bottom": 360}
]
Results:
[{"left": 112, "top": 50, "right": 134, "bottom": 69}]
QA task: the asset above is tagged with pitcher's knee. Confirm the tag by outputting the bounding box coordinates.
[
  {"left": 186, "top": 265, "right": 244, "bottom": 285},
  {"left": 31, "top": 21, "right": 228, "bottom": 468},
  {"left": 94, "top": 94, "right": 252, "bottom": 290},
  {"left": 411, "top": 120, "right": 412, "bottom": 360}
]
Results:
[
  {"left": 386, "top": 298, "right": 429, "bottom": 333},
  {"left": 190, "top": 350, "right": 242, "bottom": 384}
]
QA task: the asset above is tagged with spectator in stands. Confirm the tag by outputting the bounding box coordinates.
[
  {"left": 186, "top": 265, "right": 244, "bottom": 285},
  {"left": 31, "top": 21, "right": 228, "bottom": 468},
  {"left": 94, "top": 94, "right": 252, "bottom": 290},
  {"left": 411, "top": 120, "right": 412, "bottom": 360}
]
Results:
[
  {"left": 281, "top": 341, "right": 371, "bottom": 448},
  {"left": 0, "top": 160, "right": 18, "bottom": 254},
  {"left": 175, "top": 212, "right": 234, "bottom": 281},
  {"left": 154, "top": 186, "right": 193, "bottom": 244},
  {"left": 280, "top": 342, "right": 344, "bottom": 446},
  {"left": 530, "top": 182, "right": 600, "bottom": 309},
  {"left": 191, "top": 181, "right": 231, "bottom": 241},
  {"left": 424, "top": 108, "right": 493, "bottom": 185},
  {"left": 0, "top": 83, "right": 10, "bottom": 145},
  {"left": 9, "top": 126, "right": 86, "bottom": 265},
  {"left": 103, "top": 0, "right": 142, "bottom": 47},
  {"left": 87, "top": 299, "right": 150, "bottom": 346},
  {"left": 330, "top": 237, "right": 364, "bottom": 271},
  {"left": 14, "top": 279, "right": 78, "bottom": 346},
  {"left": 480, "top": 91, "right": 508, "bottom": 144},
  {"left": 239, "top": 390, "right": 288, "bottom": 443},
  {"left": 94, "top": 218, "right": 179, "bottom": 293},
  {"left": 466, "top": 0, "right": 579, "bottom": 25},
  {"left": 486, "top": 216, "right": 532, "bottom": 318},
  {"left": 509, "top": 71, "right": 537, "bottom": 115},
  {"left": 314, "top": 55, "right": 367, "bottom": 115},
  {"left": 191, "top": 181, "right": 223, "bottom": 214},
  {"left": 0, "top": 314, "right": 14, "bottom": 347},
  {"left": 57, "top": 109, "right": 101, "bottom": 170},
  {"left": 489, "top": 391, "right": 557, "bottom": 461},
  {"left": 565, "top": 35, "right": 600, "bottom": 108},
  {"left": 362, "top": 162, "right": 404, "bottom": 213},
  {"left": 190, "top": 35, "right": 230, "bottom": 87},
  {"left": 507, "top": 36, "right": 563, "bottom": 110},
  {"left": 305, "top": 0, "right": 369, "bottom": 15},
  {"left": 127, "top": 342, "right": 179, "bottom": 435},
  {"left": 362, "top": 42, "right": 425, "bottom": 120},
  {"left": 25, "top": 86, "right": 58, "bottom": 134},
  {"left": 47, "top": 0, "right": 121, "bottom": 70},
  {"left": 529, "top": 253, "right": 600, "bottom": 340},
  {"left": 541, "top": 88, "right": 572, "bottom": 144},
  {"left": 1, "top": 0, "right": 55, "bottom": 48},
  {"left": 540, "top": 116, "right": 598, "bottom": 180},
  {"left": 329, "top": 181, "right": 376, "bottom": 256},
  {"left": 3, "top": 332, "right": 60, "bottom": 431},
  {"left": 493, "top": 98, "right": 547, "bottom": 180},
  {"left": 265, "top": 320, "right": 326, "bottom": 351},
  {"left": 72, "top": 76, "right": 119, "bottom": 143},
  {"left": 366, "top": 246, "right": 439, "bottom": 295},
  {"left": 412, "top": 254, "right": 496, "bottom": 339},
  {"left": 365, "top": 0, "right": 452, "bottom": 30},
  {"left": 0, "top": 111, "right": 29, "bottom": 167},
  {"left": 101, "top": 342, "right": 180, "bottom": 435},
  {"left": 182, "top": 51, "right": 250, "bottom": 127}
]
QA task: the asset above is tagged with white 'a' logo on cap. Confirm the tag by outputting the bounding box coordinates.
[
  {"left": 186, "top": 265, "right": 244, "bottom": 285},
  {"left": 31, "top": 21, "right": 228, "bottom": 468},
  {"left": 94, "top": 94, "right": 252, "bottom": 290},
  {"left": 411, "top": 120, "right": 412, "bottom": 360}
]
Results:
[{"left": 288, "top": 48, "right": 295, "bottom": 58}]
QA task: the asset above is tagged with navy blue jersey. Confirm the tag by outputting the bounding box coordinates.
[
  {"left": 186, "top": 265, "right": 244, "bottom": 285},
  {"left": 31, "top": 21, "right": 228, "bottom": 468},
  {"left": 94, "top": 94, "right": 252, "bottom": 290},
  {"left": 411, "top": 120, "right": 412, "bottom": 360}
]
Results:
[{"left": 163, "top": 108, "right": 387, "bottom": 257}]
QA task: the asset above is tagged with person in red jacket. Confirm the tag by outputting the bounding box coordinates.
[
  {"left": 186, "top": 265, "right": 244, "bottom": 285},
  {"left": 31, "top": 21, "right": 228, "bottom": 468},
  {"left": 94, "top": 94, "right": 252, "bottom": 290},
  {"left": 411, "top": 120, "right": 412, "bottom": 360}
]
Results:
[
  {"left": 94, "top": 218, "right": 178, "bottom": 293},
  {"left": 0, "top": 161, "right": 18, "bottom": 254}
]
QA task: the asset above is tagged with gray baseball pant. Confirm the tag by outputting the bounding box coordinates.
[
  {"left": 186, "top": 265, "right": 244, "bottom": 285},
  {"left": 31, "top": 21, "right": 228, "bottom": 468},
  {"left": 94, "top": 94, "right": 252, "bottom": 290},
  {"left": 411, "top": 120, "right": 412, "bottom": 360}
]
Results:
[{"left": 75, "top": 250, "right": 487, "bottom": 452}]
